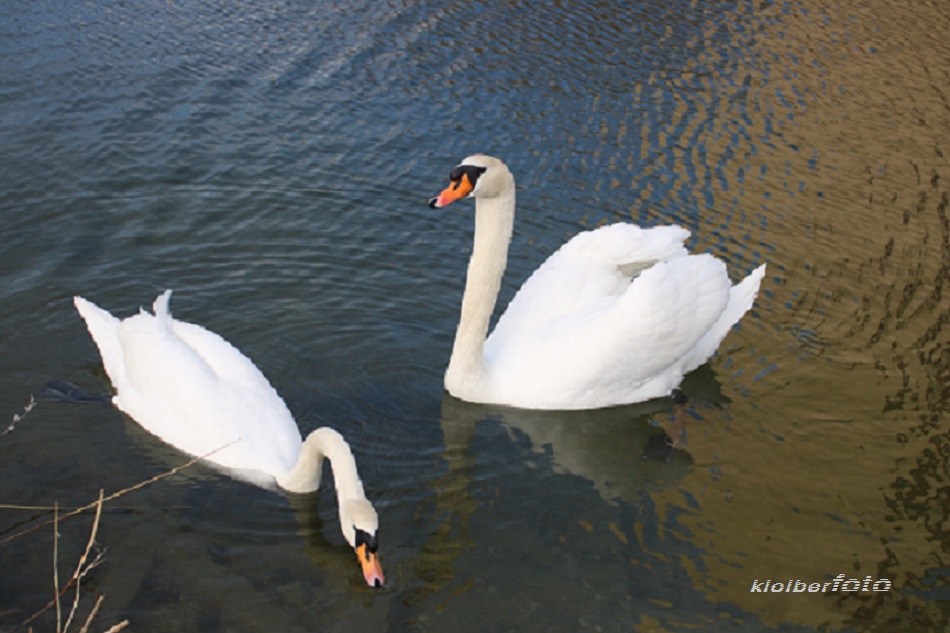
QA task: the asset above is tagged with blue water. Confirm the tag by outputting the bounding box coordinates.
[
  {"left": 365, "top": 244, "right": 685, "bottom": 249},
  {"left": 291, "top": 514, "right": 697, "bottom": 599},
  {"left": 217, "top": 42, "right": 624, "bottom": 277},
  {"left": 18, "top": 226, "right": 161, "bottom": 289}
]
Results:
[{"left": 2, "top": 0, "right": 949, "bottom": 631}]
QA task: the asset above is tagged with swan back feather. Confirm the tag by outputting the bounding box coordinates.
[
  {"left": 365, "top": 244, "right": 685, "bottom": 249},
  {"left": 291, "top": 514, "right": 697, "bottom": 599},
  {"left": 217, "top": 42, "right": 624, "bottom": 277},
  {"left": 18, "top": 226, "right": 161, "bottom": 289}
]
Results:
[{"left": 75, "top": 290, "right": 300, "bottom": 480}]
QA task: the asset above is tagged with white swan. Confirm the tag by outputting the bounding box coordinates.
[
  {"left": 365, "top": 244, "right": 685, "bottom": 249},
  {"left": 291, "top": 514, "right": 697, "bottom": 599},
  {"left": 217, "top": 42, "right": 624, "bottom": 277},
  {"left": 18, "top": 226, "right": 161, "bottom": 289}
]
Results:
[
  {"left": 429, "top": 154, "right": 766, "bottom": 410},
  {"left": 73, "top": 290, "right": 384, "bottom": 587}
]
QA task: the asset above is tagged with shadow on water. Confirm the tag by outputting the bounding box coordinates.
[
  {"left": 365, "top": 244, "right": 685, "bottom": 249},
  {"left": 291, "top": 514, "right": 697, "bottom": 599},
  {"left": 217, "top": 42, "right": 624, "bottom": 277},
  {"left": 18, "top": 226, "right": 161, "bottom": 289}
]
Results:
[
  {"left": 392, "top": 365, "right": 758, "bottom": 631},
  {"left": 434, "top": 367, "right": 729, "bottom": 505}
]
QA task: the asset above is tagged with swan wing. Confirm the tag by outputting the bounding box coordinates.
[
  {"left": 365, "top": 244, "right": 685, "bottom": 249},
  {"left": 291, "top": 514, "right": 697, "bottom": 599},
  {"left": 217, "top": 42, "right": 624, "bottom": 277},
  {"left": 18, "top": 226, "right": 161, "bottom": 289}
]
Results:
[
  {"left": 490, "top": 223, "right": 690, "bottom": 342},
  {"left": 158, "top": 295, "right": 302, "bottom": 471},
  {"left": 76, "top": 291, "right": 300, "bottom": 478},
  {"left": 485, "top": 247, "right": 750, "bottom": 409}
]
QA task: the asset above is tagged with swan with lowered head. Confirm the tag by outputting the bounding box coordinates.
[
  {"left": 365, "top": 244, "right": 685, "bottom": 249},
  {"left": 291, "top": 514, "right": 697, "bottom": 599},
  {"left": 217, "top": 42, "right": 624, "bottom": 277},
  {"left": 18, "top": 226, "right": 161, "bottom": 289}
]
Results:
[
  {"left": 73, "top": 290, "right": 384, "bottom": 587},
  {"left": 429, "top": 154, "right": 766, "bottom": 410}
]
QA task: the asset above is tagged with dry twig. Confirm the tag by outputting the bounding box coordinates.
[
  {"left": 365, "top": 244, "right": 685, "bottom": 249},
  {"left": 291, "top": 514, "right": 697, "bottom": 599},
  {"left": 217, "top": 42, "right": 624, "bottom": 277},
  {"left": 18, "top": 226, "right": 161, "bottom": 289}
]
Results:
[
  {"left": 19, "top": 495, "right": 105, "bottom": 632},
  {"left": 2, "top": 395, "right": 36, "bottom": 438},
  {"left": 5, "top": 441, "right": 236, "bottom": 632},
  {"left": 63, "top": 490, "right": 105, "bottom": 632},
  {"left": 1, "top": 441, "right": 236, "bottom": 547}
]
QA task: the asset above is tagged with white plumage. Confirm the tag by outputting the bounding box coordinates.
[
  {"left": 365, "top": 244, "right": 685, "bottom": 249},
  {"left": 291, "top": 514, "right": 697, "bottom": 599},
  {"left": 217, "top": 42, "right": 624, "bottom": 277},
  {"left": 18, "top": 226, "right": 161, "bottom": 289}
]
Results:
[
  {"left": 73, "top": 290, "right": 385, "bottom": 586},
  {"left": 430, "top": 154, "right": 766, "bottom": 410},
  {"left": 74, "top": 290, "right": 299, "bottom": 478}
]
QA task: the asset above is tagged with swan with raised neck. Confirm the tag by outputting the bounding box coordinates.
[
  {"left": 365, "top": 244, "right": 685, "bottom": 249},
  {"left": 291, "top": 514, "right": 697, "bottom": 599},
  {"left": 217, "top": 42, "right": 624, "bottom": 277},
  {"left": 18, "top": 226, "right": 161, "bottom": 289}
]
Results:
[{"left": 429, "top": 154, "right": 766, "bottom": 410}]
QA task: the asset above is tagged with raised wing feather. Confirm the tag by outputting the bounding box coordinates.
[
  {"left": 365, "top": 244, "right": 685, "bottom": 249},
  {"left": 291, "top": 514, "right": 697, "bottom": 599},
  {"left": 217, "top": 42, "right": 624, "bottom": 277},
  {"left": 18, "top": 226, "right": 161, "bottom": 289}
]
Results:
[
  {"left": 484, "top": 224, "right": 741, "bottom": 409},
  {"left": 489, "top": 224, "right": 690, "bottom": 343}
]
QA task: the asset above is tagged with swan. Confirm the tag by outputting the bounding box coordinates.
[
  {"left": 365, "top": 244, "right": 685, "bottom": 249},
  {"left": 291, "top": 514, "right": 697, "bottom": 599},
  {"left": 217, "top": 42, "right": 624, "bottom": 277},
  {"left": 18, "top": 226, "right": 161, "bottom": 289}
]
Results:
[
  {"left": 429, "top": 154, "right": 767, "bottom": 410},
  {"left": 73, "top": 290, "right": 385, "bottom": 587}
]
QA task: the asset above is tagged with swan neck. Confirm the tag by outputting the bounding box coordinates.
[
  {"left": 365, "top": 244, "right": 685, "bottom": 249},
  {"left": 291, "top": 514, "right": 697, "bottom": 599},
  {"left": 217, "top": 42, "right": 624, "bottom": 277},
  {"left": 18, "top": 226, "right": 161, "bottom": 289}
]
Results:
[
  {"left": 278, "top": 428, "right": 366, "bottom": 499},
  {"left": 446, "top": 189, "right": 515, "bottom": 393}
]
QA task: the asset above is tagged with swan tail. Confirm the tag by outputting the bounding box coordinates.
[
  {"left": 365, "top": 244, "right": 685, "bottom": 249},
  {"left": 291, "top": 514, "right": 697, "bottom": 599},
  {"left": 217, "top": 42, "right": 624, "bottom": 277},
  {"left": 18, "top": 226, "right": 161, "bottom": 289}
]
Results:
[
  {"left": 683, "top": 263, "right": 766, "bottom": 373},
  {"left": 151, "top": 289, "right": 173, "bottom": 320},
  {"left": 74, "top": 296, "right": 126, "bottom": 391}
]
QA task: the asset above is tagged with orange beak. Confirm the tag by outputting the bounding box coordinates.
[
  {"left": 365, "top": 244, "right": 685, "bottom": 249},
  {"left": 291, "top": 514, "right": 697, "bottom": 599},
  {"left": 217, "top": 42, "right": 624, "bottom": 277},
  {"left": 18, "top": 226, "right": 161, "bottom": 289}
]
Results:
[
  {"left": 428, "top": 172, "right": 475, "bottom": 208},
  {"left": 356, "top": 543, "right": 385, "bottom": 588}
]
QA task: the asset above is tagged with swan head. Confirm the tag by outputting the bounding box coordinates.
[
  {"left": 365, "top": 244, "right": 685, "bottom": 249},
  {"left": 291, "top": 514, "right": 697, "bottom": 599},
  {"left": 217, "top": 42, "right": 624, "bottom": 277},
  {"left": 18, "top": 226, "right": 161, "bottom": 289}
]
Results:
[
  {"left": 341, "top": 498, "right": 385, "bottom": 587},
  {"left": 428, "top": 154, "right": 513, "bottom": 208}
]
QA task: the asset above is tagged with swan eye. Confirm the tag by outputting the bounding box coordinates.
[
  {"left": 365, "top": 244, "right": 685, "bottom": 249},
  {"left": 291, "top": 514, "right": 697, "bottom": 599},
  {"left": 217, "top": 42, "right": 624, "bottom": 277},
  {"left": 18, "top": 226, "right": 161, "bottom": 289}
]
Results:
[
  {"left": 354, "top": 527, "right": 379, "bottom": 554},
  {"left": 449, "top": 165, "right": 487, "bottom": 190}
]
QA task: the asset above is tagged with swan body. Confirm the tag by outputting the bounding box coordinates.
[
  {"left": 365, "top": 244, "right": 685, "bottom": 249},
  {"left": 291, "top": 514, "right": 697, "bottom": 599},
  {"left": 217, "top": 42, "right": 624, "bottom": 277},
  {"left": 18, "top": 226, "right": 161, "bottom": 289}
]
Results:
[
  {"left": 430, "top": 154, "right": 766, "bottom": 410},
  {"left": 74, "top": 290, "right": 384, "bottom": 586}
]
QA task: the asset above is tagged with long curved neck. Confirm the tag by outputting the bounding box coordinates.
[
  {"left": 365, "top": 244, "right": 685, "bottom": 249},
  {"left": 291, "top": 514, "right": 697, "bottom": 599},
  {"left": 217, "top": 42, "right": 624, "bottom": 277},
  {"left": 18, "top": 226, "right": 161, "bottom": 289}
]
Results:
[
  {"left": 445, "top": 187, "right": 515, "bottom": 397},
  {"left": 277, "top": 427, "right": 366, "bottom": 499}
]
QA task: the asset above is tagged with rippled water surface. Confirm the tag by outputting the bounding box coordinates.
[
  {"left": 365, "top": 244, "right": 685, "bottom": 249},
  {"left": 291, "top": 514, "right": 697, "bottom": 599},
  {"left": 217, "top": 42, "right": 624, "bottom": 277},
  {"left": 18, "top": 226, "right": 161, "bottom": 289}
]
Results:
[{"left": 3, "top": 0, "right": 950, "bottom": 631}]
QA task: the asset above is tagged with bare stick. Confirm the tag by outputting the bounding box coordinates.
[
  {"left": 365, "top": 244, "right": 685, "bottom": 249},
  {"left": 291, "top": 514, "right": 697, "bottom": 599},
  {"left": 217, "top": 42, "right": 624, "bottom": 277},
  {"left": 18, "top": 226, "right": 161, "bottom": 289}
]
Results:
[
  {"left": 1, "top": 439, "right": 237, "bottom": 546},
  {"left": 63, "top": 491, "right": 105, "bottom": 633},
  {"left": 2, "top": 394, "right": 36, "bottom": 437},
  {"left": 77, "top": 595, "right": 104, "bottom": 633},
  {"left": 54, "top": 503, "right": 61, "bottom": 633},
  {"left": 0, "top": 502, "right": 188, "bottom": 511},
  {"left": 11, "top": 441, "right": 237, "bottom": 631}
]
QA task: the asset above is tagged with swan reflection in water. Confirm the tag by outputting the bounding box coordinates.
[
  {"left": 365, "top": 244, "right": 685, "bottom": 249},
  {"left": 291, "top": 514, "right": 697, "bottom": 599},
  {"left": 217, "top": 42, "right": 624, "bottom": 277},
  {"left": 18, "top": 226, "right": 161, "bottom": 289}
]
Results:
[
  {"left": 435, "top": 364, "right": 727, "bottom": 506},
  {"left": 397, "top": 365, "right": 728, "bottom": 619}
]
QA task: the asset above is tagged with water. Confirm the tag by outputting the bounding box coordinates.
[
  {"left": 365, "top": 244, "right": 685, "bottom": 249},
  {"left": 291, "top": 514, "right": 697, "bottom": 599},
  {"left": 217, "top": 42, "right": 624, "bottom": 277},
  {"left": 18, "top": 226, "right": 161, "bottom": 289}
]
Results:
[{"left": 2, "top": 0, "right": 949, "bottom": 630}]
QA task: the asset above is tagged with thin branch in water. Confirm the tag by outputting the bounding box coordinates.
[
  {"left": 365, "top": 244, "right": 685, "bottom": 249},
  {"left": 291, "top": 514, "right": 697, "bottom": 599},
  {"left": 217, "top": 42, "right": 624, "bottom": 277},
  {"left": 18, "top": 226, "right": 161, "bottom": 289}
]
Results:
[
  {"left": 2, "top": 394, "right": 36, "bottom": 437},
  {"left": 16, "top": 493, "right": 111, "bottom": 633},
  {"left": 63, "top": 490, "right": 105, "bottom": 633},
  {"left": 54, "top": 503, "right": 61, "bottom": 633},
  {"left": 75, "top": 593, "right": 129, "bottom": 633},
  {"left": 0, "top": 502, "right": 188, "bottom": 511},
  {"left": 77, "top": 595, "right": 104, "bottom": 633},
  {"left": 0, "top": 439, "right": 237, "bottom": 546},
  {"left": 8, "top": 440, "right": 237, "bottom": 632}
]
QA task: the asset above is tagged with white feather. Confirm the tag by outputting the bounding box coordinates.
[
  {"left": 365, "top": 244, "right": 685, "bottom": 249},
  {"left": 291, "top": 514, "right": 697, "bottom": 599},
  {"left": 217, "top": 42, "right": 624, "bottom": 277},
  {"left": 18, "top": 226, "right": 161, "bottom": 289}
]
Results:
[
  {"left": 436, "top": 155, "right": 766, "bottom": 410},
  {"left": 73, "top": 290, "right": 385, "bottom": 585}
]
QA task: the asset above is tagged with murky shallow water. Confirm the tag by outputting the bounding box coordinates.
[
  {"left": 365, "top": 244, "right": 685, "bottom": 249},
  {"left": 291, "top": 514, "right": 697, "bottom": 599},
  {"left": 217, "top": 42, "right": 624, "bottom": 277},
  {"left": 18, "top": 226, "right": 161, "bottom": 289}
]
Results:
[{"left": 2, "top": 0, "right": 949, "bottom": 631}]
